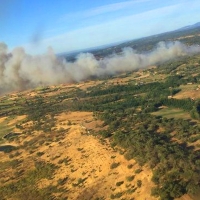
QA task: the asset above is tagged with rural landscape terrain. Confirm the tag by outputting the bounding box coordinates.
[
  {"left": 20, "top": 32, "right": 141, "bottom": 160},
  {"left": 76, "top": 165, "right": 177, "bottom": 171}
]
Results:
[{"left": 1, "top": 24, "right": 200, "bottom": 200}]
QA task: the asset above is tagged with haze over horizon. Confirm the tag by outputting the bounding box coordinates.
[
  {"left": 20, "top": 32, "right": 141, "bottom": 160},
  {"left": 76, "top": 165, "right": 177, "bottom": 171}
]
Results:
[{"left": 1, "top": 0, "right": 200, "bottom": 55}]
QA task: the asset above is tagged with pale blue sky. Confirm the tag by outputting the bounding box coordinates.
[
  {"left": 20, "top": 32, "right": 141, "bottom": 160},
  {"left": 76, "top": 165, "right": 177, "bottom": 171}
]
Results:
[{"left": 1, "top": 0, "right": 200, "bottom": 54}]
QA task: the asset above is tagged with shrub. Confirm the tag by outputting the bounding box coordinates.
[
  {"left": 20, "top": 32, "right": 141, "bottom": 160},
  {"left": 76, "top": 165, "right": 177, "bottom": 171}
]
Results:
[
  {"left": 126, "top": 175, "right": 135, "bottom": 182},
  {"left": 110, "top": 162, "right": 120, "bottom": 169},
  {"left": 137, "top": 180, "right": 142, "bottom": 188},
  {"left": 135, "top": 168, "right": 142, "bottom": 174},
  {"left": 116, "top": 181, "right": 124, "bottom": 186},
  {"left": 110, "top": 192, "right": 123, "bottom": 199},
  {"left": 36, "top": 152, "right": 44, "bottom": 157},
  {"left": 127, "top": 164, "right": 134, "bottom": 169},
  {"left": 57, "top": 177, "right": 68, "bottom": 186}
]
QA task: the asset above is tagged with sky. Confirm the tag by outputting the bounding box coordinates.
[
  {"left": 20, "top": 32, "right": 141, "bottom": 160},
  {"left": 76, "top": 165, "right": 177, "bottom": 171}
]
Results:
[{"left": 1, "top": 0, "right": 200, "bottom": 55}]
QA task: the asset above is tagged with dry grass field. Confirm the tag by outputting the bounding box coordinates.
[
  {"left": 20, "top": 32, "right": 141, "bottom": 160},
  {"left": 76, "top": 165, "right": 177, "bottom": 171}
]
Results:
[{"left": 0, "top": 110, "right": 157, "bottom": 200}]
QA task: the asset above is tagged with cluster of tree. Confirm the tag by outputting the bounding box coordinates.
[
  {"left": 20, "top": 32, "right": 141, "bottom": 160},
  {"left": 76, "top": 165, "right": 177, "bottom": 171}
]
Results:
[
  {"left": 100, "top": 110, "right": 200, "bottom": 199},
  {"left": 0, "top": 161, "right": 59, "bottom": 200}
]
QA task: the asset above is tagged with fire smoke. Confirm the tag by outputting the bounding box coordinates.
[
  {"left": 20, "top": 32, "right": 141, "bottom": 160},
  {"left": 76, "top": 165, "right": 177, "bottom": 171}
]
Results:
[{"left": 0, "top": 41, "right": 200, "bottom": 94}]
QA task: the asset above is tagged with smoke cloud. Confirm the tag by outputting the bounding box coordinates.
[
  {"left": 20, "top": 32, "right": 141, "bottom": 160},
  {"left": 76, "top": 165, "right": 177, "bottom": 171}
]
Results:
[{"left": 0, "top": 41, "right": 200, "bottom": 94}]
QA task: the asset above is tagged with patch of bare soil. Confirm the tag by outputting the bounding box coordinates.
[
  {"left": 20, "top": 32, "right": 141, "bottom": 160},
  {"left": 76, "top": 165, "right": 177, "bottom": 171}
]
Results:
[
  {"left": 173, "top": 89, "right": 200, "bottom": 99},
  {"left": 177, "top": 194, "right": 195, "bottom": 200},
  {"left": 0, "top": 116, "right": 7, "bottom": 123}
]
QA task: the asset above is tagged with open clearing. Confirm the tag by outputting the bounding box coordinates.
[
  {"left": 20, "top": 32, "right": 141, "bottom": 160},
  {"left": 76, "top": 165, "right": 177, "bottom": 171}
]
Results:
[
  {"left": 174, "top": 84, "right": 200, "bottom": 99},
  {"left": 151, "top": 107, "right": 191, "bottom": 120}
]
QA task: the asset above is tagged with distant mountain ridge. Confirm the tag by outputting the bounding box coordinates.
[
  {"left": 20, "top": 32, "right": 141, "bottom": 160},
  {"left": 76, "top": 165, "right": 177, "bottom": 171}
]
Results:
[
  {"left": 176, "top": 22, "right": 200, "bottom": 31},
  {"left": 60, "top": 21, "right": 200, "bottom": 58}
]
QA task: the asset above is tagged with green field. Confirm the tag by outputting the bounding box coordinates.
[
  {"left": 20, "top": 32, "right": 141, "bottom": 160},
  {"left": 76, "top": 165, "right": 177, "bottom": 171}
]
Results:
[
  {"left": 151, "top": 107, "right": 191, "bottom": 120},
  {"left": 179, "top": 84, "right": 199, "bottom": 91}
]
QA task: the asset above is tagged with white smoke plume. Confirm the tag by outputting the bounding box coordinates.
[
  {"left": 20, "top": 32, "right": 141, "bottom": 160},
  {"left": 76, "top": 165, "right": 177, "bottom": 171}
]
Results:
[{"left": 0, "top": 41, "right": 200, "bottom": 94}]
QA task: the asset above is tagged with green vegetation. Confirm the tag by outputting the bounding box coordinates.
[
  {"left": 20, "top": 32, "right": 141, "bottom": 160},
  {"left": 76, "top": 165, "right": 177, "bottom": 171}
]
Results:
[
  {"left": 0, "top": 119, "right": 14, "bottom": 144},
  {"left": 110, "top": 192, "right": 123, "bottom": 199},
  {"left": 116, "top": 181, "right": 124, "bottom": 186},
  {"left": 110, "top": 162, "right": 120, "bottom": 169},
  {"left": 127, "top": 164, "right": 134, "bottom": 169},
  {"left": 0, "top": 161, "right": 58, "bottom": 200},
  {"left": 57, "top": 176, "right": 68, "bottom": 186},
  {"left": 152, "top": 107, "right": 190, "bottom": 119},
  {"left": 126, "top": 176, "right": 135, "bottom": 182},
  {"left": 137, "top": 180, "right": 142, "bottom": 188},
  {"left": 135, "top": 168, "right": 142, "bottom": 174},
  {"left": 72, "top": 177, "right": 87, "bottom": 187}
]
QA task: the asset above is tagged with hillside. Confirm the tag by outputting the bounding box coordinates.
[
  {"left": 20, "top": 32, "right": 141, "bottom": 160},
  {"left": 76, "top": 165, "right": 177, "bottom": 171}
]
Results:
[
  {"left": 1, "top": 51, "right": 200, "bottom": 199},
  {"left": 177, "top": 22, "right": 200, "bottom": 31}
]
